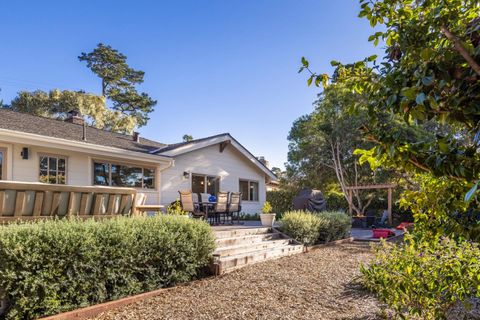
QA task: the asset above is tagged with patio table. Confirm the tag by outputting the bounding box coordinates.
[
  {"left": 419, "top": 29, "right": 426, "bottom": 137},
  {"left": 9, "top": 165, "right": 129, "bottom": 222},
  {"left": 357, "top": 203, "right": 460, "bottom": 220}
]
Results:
[{"left": 197, "top": 201, "right": 218, "bottom": 225}]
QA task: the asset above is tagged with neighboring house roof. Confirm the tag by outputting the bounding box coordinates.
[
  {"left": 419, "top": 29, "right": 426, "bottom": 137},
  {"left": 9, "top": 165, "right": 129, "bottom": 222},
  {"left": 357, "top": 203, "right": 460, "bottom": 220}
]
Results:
[
  {"left": 0, "top": 109, "right": 277, "bottom": 180},
  {"left": 0, "top": 108, "right": 166, "bottom": 154},
  {"left": 152, "top": 133, "right": 278, "bottom": 181}
]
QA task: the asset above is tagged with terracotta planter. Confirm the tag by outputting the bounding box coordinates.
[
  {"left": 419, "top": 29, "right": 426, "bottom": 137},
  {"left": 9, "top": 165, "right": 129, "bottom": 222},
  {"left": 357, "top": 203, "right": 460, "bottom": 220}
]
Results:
[{"left": 260, "top": 213, "right": 276, "bottom": 227}]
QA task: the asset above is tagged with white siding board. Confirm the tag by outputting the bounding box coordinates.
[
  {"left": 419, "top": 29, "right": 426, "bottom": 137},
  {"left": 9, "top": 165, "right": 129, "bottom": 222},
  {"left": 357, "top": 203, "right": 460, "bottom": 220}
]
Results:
[{"left": 161, "top": 144, "right": 266, "bottom": 214}]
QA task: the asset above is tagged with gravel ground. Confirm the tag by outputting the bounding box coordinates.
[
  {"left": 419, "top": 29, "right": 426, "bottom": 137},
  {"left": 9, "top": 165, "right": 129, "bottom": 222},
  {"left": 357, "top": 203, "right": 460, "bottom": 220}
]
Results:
[{"left": 95, "top": 243, "right": 387, "bottom": 320}]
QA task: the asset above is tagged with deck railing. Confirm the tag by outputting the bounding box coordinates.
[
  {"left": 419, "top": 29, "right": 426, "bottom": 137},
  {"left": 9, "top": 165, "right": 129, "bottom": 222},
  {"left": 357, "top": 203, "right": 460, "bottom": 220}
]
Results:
[{"left": 0, "top": 181, "right": 137, "bottom": 223}]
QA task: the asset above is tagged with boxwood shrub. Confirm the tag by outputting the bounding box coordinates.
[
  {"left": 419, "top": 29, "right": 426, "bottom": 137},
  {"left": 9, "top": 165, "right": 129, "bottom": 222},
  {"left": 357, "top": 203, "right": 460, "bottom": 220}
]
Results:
[
  {"left": 280, "top": 210, "right": 351, "bottom": 245},
  {"left": 0, "top": 216, "right": 215, "bottom": 320}
]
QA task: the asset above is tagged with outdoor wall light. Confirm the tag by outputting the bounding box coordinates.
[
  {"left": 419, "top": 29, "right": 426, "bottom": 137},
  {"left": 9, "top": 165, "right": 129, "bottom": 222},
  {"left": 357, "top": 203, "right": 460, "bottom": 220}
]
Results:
[
  {"left": 183, "top": 171, "right": 190, "bottom": 179},
  {"left": 21, "top": 147, "right": 29, "bottom": 160}
]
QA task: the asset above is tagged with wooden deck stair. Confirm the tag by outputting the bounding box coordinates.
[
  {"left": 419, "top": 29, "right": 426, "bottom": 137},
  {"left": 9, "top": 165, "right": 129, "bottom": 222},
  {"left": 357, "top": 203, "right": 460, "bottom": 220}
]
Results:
[{"left": 212, "top": 227, "right": 303, "bottom": 274}]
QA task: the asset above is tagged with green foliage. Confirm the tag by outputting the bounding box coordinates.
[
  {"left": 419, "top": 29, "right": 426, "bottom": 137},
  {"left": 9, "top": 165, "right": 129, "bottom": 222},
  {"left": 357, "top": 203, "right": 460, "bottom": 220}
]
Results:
[
  {"left": 399, "top": 173, "right": 480, "bottom": 241},
  {"left": 79, "top": 43, "right": 156, "bottom": 127},
  {"left": 280, "top": 210, "right": 351, "bottom": 245},
  {"left": 317, "top": 210, "right": 351, "bottom": 243},
  {"left": 0, "top": 216, "right": 215, "bottom": 319},
  {"left": 182, "top": 134, "right": 193, "bottom": 142},
  {"left": 266, "top": 190, "right": 295, "bottom": 216},
  {"left": 261, "top": 201, "right": 273, "bottom": 214},
  {"left": 280, "top": 211, "right": 322, "bottom": 245},
  {"left": 286, "top": 84, "right": 396, "bottom": 214},
  {"left": 302, "top": 0, "right": 480, "bottom": 201},
  {"left": 10, "top": 89, "right": 137, "bottom": 133},
  {"left": 362, "top": 235, "right": 480, "bottom": 319},
  {"left": 166, "top": 199, "right": 188, "bottom": 215}
]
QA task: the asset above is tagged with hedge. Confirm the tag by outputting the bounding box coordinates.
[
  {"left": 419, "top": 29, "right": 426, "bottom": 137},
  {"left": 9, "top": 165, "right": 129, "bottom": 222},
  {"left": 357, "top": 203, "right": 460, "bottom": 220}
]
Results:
[
  {"left": 280, "top": 210, "right": 351, "bottom": 245},
  {"left": 0, "top": 216, "right": 215, "bottom": 320}
]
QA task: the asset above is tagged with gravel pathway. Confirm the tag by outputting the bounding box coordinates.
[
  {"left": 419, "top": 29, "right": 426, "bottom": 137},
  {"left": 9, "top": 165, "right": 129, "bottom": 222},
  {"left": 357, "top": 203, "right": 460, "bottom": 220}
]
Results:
[{"left": 95, "top": 243, "right": 386, "bottom": 320}]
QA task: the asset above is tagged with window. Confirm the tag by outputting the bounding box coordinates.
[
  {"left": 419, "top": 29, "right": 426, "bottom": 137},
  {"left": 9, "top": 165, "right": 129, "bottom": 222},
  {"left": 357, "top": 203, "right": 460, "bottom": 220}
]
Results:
[
  {"left": 93, "top": 161, "right": 155, "bottom": 189},
  {"left": 191, "top": 174, "right": 220, "bottom": 197},
  {"left": 39, "top": 155, "right": 66, "bottom": 184},
  {"left": 239, "top": 179, "right": 259, "bottom": 202}
]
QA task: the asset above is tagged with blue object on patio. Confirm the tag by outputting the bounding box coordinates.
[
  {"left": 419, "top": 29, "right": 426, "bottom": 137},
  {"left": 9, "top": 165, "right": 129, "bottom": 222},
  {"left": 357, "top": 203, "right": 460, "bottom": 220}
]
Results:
[{"left": 209, "top": 195, "right": 217, "bottom": 202}]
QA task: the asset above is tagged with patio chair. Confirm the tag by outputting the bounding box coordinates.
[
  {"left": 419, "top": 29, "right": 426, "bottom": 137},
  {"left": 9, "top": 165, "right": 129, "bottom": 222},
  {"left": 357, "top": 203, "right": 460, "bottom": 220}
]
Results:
[
  {"left": 179, "top": 190, "right": 205, "bottom": 219},
  {"left": 135, "top": 192, "right": 165, "bottom": 216},
  {"left": 228, "top": 192, "right": 242, "bottom": 224},
  {"left": 215, "top": 191, "right": 229, "bottom": 224}
]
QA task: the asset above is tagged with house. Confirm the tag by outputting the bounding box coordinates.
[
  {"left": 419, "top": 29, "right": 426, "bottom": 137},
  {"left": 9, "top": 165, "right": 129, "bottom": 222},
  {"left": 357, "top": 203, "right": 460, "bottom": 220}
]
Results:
[{"left": 0, "top": 109, "right": 277, "bottom": 214}]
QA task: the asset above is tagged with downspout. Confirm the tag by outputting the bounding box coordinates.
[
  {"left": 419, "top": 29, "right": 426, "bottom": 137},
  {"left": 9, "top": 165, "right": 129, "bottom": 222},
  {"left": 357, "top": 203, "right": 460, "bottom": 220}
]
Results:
[{"left": 157, "top": 158, "right": 175, "bottom": 206}]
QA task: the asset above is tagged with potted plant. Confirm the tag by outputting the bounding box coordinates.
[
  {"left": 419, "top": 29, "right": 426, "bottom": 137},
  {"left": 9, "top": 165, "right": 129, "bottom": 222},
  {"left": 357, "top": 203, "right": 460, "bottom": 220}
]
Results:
[{"left": 259, "top": 201, "right": 276, "bottom": 227}]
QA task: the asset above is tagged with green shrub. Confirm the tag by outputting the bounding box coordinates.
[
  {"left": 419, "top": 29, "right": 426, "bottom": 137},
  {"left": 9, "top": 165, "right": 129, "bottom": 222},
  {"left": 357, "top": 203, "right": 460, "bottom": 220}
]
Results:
[
  {"left": 266, "top": 190, "right": 296, "bottom": 217},
  {"left": 261, "top": 201, "right": 273, "bottom": 214},
  {"left": 280, "top": 210, "right": 321, "bottom": 245},
  {"left": 317, "top": 210, "right": 351, "bottom": 242},
  {"left": 0, "top": 216, "right": 215, "bottom": 319},
  {"left": 167, "top": 199, "right": 188, "bottom": 215},
  {"left": 361, "top": 235, "right": 480, "bottom": 319},
  {"left": 281, "top": 210, "right": 351, "bottom": 245}
]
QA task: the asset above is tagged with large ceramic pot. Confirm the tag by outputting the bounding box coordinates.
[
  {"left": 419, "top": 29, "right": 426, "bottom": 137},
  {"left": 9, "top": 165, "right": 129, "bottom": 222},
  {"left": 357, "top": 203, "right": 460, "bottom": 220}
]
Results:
[{"left": 260, "top": 213, "right": 276, "bottom": 227}]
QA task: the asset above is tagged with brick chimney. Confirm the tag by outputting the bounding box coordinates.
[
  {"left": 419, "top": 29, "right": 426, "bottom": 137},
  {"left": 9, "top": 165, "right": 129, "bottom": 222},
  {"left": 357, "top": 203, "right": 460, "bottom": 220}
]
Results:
[
  {"left": 257, "top": 156, "right": 269, "bottom": 168},
  {"left": 133, "top": 132, "right": 140, "bottom": 143},
  {"left": 65, "top": 110, "right": 85, "bottom": 125}
]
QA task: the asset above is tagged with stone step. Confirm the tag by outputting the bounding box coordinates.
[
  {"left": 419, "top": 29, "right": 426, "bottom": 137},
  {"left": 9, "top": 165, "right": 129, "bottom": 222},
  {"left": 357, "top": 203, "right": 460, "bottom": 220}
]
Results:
[
  {"left": 213, "top": 227, "right": 272, "bottom": 239},
  {"left": 215, "top": 232, "right": 283, "bottom": 248},
  {"left": 214, "top": 238, "right": 292, "bottom": 257},
  {"left": 215, "top": 244, "right": 304, "bottom": 274}
]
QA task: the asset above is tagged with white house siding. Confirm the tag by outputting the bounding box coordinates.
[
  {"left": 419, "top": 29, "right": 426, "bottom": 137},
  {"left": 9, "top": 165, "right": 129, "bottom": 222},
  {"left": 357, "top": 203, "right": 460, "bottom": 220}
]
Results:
[
  {"left": 0, "top": 140, "right": 162, "bottom": 205},
  {"left": 161, "top": 144, "right": 267, "bottom": 214}
]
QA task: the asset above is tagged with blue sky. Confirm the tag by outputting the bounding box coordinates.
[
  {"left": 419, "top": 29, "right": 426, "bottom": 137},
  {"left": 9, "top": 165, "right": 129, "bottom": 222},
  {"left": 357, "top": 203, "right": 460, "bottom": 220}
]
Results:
[{"left": 0, "top": 1, "right": 381, "bottom": 169}]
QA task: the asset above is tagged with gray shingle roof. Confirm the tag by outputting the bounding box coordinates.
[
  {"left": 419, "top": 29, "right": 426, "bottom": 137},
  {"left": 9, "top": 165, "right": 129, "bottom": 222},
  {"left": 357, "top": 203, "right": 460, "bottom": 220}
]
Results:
[{"left": 0, "top": 108, "right": 167, "bottom": 154}]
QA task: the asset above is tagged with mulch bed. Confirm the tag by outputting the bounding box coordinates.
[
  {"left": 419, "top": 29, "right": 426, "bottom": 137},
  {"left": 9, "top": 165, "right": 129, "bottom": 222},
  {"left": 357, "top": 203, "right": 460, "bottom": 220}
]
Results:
[{"left": 94, "top": 242, "right": 388, "bottom": 320}]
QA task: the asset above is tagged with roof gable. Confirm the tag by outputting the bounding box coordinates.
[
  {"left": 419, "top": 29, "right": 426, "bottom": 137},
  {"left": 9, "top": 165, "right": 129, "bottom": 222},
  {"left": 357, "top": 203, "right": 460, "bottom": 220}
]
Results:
[{"left": 153, "top": 133, "right": 278, "bottom": 180}]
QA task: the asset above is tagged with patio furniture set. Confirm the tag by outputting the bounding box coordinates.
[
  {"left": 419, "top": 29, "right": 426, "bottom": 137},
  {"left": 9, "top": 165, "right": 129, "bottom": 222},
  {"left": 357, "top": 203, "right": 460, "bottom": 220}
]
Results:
[{"left": 179, "top": 190, "right": 242, "bottom": 225}]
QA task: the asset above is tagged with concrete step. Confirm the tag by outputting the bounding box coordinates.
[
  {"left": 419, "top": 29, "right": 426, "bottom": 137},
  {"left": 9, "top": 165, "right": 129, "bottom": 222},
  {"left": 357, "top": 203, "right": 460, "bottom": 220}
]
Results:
[
  {"left": 215, "top": 232, "right": 282, "bottom": 248},
  {"left": 213, "top": 227, "right": 272, "bottom": 239},
  {"left": 215, "top": 244, "right": 304, "bottom": 274},
  {"left": 214, "top": 238, "right": 292, "bottom": 257}
]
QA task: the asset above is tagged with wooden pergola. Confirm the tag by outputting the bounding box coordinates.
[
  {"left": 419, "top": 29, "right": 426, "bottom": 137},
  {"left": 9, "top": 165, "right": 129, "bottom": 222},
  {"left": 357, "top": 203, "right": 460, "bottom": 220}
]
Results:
[{"left": 345, "top": 184, "right": 396, "bottom": 225}]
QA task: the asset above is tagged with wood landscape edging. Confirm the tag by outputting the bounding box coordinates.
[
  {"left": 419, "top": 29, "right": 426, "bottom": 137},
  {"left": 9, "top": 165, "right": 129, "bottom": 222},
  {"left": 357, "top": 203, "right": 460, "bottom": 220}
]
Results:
[
  {"left": 304, "top": 237, "right": 354, "bottom": 252},
  {"left": 38, "top": 276, "right": 215, "bottom": 320}
]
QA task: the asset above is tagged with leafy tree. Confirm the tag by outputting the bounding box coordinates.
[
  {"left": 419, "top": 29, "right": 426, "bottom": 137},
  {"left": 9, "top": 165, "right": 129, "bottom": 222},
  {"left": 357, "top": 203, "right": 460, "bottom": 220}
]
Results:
[
  {"left": 182, "top": 134, "right": 193, "bottom": 142},
  {"left": 300, "top": 0, "right": 480, "bottom": 238},
  {"left": 79, "top": 43, "right": 156, "bottom": 127},
  {"left": 287, "top": 84, "right": 394, "bottom": 214},
  {"left": 10, "top": 89, "right": 136, "bottom": 133}
]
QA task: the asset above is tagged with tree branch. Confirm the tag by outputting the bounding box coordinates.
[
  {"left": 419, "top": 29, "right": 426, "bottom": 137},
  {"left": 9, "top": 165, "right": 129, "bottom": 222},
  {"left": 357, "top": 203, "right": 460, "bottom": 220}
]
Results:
[{"left": 441, "top": 26, "right": 480, "bottom": 76}]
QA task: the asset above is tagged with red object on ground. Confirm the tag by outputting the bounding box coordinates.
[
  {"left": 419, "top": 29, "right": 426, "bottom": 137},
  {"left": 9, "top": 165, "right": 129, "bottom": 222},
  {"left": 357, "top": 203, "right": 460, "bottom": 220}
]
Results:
[
  {"left": 372, "top": 229, "right": 395, "bottom": 239},
  {"left": 396, "top": 222, "right": 414, "bottom": 231}
]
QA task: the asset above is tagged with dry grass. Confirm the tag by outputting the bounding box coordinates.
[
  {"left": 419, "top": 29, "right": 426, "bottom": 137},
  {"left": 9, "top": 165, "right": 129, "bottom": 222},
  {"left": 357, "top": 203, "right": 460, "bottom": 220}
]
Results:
[{"left": 94, "top": 243, "right": 387, "bottom": 320}]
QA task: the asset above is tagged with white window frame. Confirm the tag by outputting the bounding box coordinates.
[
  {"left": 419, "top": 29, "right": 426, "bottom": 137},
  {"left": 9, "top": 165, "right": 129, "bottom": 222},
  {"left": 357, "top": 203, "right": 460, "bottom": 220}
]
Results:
[
  {"left": 38, "top": 153, "right": 68, "bottom": 185},
  {"left": 92, "top": 160, "right": 156, "bottom": 190},
  {"left": 239, "top": 179, "right": 259, "bottom": 202}
]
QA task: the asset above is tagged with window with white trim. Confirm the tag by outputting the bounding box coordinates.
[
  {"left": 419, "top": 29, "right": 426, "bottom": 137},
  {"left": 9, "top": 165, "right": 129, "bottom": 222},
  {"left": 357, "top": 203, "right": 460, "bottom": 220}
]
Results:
[
  {"left": 93, "top": 161, "right": 155, "bottom": 189},
  {"left": 39, "top": 155, "right": 67, "bottom": 184},
  {"left": 239, "top": 179, "right": 259, "bottom": 201}
]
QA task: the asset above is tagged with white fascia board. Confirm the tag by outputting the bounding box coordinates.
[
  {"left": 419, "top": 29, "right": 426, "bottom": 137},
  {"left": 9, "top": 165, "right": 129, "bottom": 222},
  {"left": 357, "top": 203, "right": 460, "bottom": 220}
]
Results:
[
  {"left": 0, "top": 128, "right": 172, "bottom": 166},
  {"left": 159, "top": 135, "right": 229, "bottom": 157}
]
